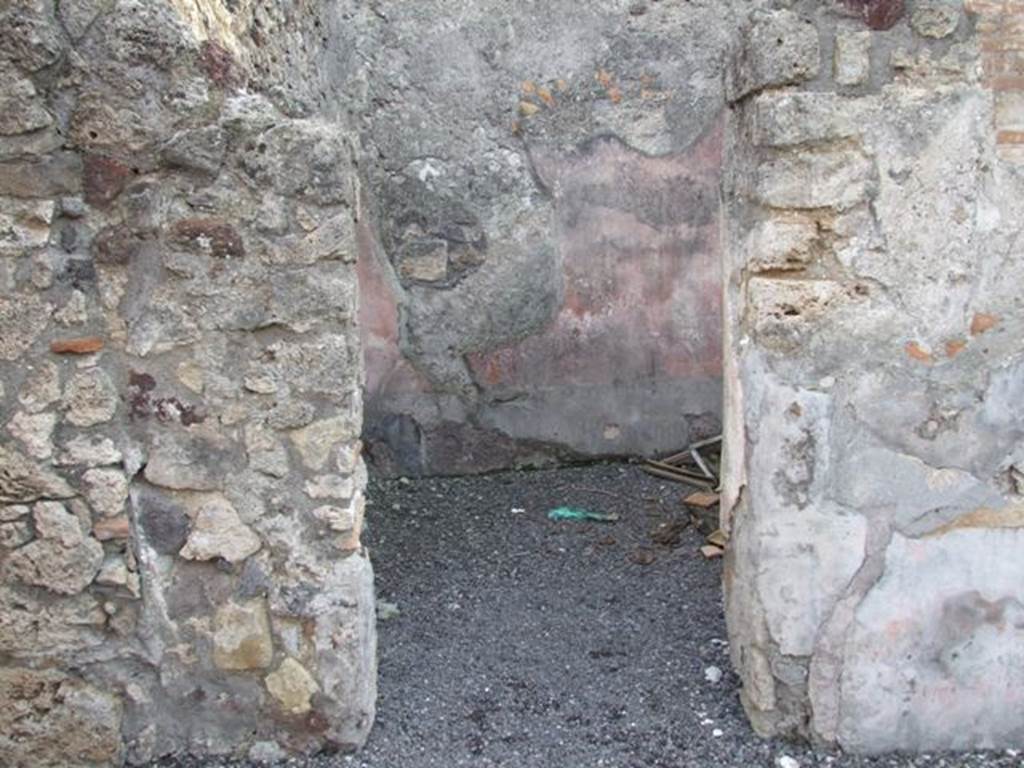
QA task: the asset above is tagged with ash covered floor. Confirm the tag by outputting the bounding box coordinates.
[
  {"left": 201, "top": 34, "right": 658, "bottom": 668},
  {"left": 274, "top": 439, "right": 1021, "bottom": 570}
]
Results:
[
  {"left": 164, "top": 463, "right": 1021, "bottom": 768},
  {"left": 347, "top": 464, "right": 1019, "bottom": 768}
]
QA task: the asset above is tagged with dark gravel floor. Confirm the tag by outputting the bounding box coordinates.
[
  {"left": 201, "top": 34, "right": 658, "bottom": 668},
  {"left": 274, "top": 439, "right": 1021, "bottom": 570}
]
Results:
[{"left": 163, "top": 462, "right": 1022, "bottom": 768}]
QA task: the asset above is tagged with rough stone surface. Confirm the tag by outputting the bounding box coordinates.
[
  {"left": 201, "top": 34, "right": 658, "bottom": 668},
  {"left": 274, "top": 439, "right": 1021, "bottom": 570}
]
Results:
[
  {"left": 62, "top": 369, "right": 118, "bottom": 427},
  {"left": 212, "top": 599, "right": 274, "bottom": 672},
  {"left": 17, "top": 361, "right": 60, "bottom": 413},
  {"left": 4, "top": 502, "right": 104, "bottom": 595},
  {"left": 0, "top": 293, "right": 51, "bottom": 360},
  {"left": 835, "top": 31, "right": 872, "bottom": 86},
  {"left": 0, "top": 443, "right": 75, "bottom": 503},
  {"left": 727, "top": 10, "right": 821, "bottom": 101},
  {"left": 179, "top": 498, "right": 261, "bottom": 564},
  {"left": 911, "top": 0, "right": 962, "bottom": 39},
  {"left": 7, "top": 409, "right": 56, "bottom": 459},
  {"left": 55, "top": 435, "right": 122, "bottom": 467},
  {"left": 0, "top": 1, "right": 375, "bottom": 762},
  {"left": 291, "top": 416, "right": 358, "bottom": 472},
  {"left": 723, "top": 4, "right": 1024, "bottom": 754},
  {"left": 0, "top": 520, "right": 33, "bottom": 548},
  {"left": 82, "top": 468, "right": 129, "bottom": 517},
  {"left": 265, "top": 657, "right": 320, "bottom": 715},
  {"left": 0, "top": 668, "right": 123, "bottom": 768},
  {"left": 143, "top": 430, "right": 233, "bottom": 491}
]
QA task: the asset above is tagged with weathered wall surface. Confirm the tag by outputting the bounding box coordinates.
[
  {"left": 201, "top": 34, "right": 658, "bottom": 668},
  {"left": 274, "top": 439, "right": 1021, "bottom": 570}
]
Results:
[
  {"left": 352, "top": 1, "right": 756, "bottom": 476},
  {"left": 722, "top": 0, "right": 1024, "bottom": 752},
  {"left": 0, "top": 1, "right": 374, "bottom": 764}
]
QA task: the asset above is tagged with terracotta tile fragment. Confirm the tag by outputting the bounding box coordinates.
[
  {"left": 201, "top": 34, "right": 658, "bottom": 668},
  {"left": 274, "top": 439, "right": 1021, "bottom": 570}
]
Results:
[
  {"left": 945, "top": 339, "right": 967, "bottom": 358},
  {"left": 970, "top": 312, "right": 999, "bottom": 336},
  {"left": 50, "top": 337, "right": 104, "bottom": 354},
  {"left": 841, "top": 0, "right": 905, "bottom": 30},
  {"left": 93, "top": 516, "right": 130, "bottom": 540},
  {"left": 905, "top": 341, "right": 934, "bottom": 363},
  {"left": 683, "top": 491, "right": 720, "bottom": 509}
]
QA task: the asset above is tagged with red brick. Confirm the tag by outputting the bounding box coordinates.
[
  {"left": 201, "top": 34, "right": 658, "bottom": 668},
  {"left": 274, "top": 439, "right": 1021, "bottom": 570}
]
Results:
[
  {"left": 970, "top": 312, "right": 1000, "bottom": 335},
  {"left": 93, "top": 516, "right": 131, "bottom": 540},
  {"left": 906, "top": 341, "right": 934, "bottom": 363},
  {"left": 50, "top": 337, "right": 104, "bottom": 355},
  {"left": 840, "top": 0, "right": 905, "bottom": 30}
]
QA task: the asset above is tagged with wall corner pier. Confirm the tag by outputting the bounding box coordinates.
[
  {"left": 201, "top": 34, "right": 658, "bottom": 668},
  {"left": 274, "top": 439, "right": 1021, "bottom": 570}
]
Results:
[
  {"left": 0, "top": 1, "right": 375, "bottom": 764},
  {"left": 721, "top": 1, "right": 1024, "bottom": 753}
]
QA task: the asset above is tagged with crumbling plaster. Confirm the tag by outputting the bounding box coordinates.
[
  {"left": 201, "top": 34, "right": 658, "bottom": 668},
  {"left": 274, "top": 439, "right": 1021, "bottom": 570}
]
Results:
[
  {"left": 2, "top": 0, "right": 1024, "bottom": 764},
  {"left": 721, "top": 0, "right": 1024, "bottom": 752},
  {"left": 353, "top": 0, "right": 759, "bottom": 475}
]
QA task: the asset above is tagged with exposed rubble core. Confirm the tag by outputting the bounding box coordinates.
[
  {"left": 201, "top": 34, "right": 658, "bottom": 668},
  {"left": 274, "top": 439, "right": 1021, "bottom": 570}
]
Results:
[{"left": 0, "top": 1, "right": 374, "bottom": 764}]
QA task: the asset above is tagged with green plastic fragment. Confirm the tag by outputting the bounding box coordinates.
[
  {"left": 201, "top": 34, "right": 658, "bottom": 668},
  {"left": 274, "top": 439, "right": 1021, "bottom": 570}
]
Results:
[{"left": 547, "top": 507, "right": 619, "bottom": 523}]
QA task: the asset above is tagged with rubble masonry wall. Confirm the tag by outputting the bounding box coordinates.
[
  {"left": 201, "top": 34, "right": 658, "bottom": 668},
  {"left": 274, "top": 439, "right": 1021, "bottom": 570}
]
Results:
[
  {"left": 0, "top": 1, "right": 374, "bottom": 764},
  {"left": 722, "top": 0, "right": 1024, "bottom": 752},
  {"left": 3, "top": 0, "right": 1024, "bottom": 763}
]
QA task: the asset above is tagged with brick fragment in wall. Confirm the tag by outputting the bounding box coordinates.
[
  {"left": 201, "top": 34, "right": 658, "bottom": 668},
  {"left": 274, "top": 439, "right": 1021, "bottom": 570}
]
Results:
[
  {"left": 50, "top": 337, "right": 104, "bottom": 355},
  {"left": 968, "top": 0, "right": 1024, "bottom": 160},
  {"left": 840, "top": 0, "right": 905, "bottom": 31}
]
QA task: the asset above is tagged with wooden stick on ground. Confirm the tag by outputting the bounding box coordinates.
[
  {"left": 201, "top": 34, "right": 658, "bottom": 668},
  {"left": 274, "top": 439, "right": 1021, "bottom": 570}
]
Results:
[{"left": 641, "top": 464, "right": 715, "bottom": 489}]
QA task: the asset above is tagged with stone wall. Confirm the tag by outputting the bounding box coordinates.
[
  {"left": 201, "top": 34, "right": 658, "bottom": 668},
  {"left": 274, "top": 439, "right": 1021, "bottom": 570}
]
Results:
[
  {"left": 722, "top": 0, "right": 1024, "bottom": 752},
  {"left": 5, "top": 0, "right": 1024, "bottom": 762},
  {"left": 352, "top": 0, "right": 760, "bottom": 476},
  {"left": 0, "top": 1, "right": 374, "bottom": 764}
]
